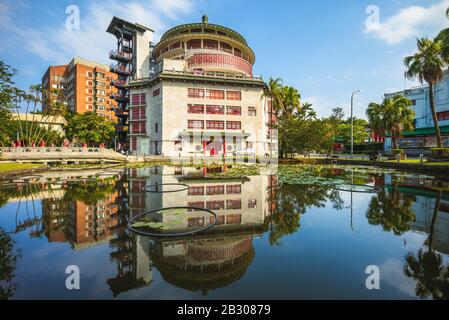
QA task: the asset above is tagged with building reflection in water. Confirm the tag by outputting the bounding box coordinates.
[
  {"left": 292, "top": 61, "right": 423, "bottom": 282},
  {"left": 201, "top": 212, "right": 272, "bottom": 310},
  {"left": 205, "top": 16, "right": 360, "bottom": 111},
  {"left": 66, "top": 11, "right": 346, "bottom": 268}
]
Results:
[
  {"left": 113, "top": 166, "right": 275, "bottom": 296},
  {"left": 2, "top": 167, "right": 449, "bottom": 299}
]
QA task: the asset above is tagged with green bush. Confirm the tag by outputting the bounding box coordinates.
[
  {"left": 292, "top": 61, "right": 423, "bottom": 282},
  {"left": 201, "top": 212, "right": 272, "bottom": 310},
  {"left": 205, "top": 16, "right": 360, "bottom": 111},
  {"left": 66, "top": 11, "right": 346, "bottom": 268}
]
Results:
[
  {"left": 391, "top": 149, "right": 405, "bottom": 155},
  {"left": 343, "top": 143, "right": 384, "bottom": 154},
  {"left": 431, "top": 147, "right": 449, "bottom": 159}
]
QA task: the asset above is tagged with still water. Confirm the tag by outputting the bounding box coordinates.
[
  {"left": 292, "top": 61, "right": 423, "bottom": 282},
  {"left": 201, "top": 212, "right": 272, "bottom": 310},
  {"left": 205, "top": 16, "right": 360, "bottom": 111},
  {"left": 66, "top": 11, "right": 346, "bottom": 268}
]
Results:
[{"left": 0, "top": 164, "right": 448, "bottom": 300}]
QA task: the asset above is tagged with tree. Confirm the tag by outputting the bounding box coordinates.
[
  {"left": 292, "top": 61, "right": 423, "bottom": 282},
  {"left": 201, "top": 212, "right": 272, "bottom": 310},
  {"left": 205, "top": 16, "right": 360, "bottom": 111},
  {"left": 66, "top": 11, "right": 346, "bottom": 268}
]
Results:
[
  {"left": 366, "top": 95, "right": 415, "bottom": 149},
  {"left": 336, "top": 118, "right": 370, "bottom": 146},
  {"left": 261, "top": 78, "right": 284, "bottom": 158},
  {"left": 404, "top": 38, "right": 446, "bottom": 148},
  {"left": 403, "top": 189, "right": 449, "bottom": 300},
  {"left": 328, "top": 107, "right": 345, "bottom": 142},
  {"left": 66, "top": 112, "right": 115, "bottom": 146},
  {"left": 365, "top": 186, "right": 416, "bottom": 235},
  {"left": 435, "top": 7, "right": 449, "bottom": 63},
  {"left": 0, "top": 227, "right": 21, "bottom": 299},
  {"left": 0, "top": 61, "right": 21, "bottom": 146}
]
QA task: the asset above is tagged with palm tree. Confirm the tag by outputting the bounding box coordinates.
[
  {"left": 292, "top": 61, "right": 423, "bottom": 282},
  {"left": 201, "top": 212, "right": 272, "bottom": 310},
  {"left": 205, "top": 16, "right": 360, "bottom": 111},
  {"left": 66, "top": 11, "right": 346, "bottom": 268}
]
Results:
[
  {"left": 366, "top": 95, "right": 415, "bottom": 149},
  {"left": 435, "top": 7, "right": 449, "bottom": 63},
  {"left": 261, "top": 77, "right": 284, "bottom": 159},
  {"left": 403, "top": 189, "right": 449, "bottom": 300},
  {"left": 404, "top": 38, "right": 446, "bottom": 148}
]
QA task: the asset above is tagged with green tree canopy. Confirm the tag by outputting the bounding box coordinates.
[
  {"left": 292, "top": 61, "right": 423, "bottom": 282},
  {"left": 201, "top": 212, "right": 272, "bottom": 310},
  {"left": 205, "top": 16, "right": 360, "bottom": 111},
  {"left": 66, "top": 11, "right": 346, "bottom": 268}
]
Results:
[
  {"left": 366, "top": 95, "right": 415, "bottom": 149},
  {"left": 66, "top": 112, "right": 115, "bottom": 146},
  {"left": 404, "top": 38, "right": 446, "bottom": 148}
]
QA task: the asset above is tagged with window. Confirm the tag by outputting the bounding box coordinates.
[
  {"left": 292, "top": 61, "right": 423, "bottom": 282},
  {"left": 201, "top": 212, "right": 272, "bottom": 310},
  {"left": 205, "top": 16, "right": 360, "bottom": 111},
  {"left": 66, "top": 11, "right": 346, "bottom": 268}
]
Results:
[
  {"left": 188, "top": 202, "right": 205, "bottom": 209},
  {"left": 96, "top": 73, "right": 105, "bottom": 79},
  {"left": 174, "top": 141, "right": 182, "bottom": 152},
  {"left": 87, "top": 72, "right": 93, "bottom": 78},
  {"left": 227, "top": 91, "right": 241, "bottom": 101},
  {"left": 226, "top": 185, "right": 241, "bottom": 194},
  {"left": 187, "top": 39, "right": 202, "bottom": 49},
  {"left": 227, "top": 121, "right": 241, "bottom": 130},
  {"left": 206, "top": 105, "right": 224, "bottom": 114},
  {"left": 188, "top": 186, "right": 204, "bottom": 196},
  {"left": 188, "top": 88, "right": 204, "bottom": 98},
  {"left": 188, "top": 104, "right": 204, "bottom": 114},
  {"left": 97, "top": 90, "right": 105, "bottom": 96},
  {"left": 98, "top": 106, "right": 106, "bottom": 111},
  {"left": 207, "top": 185, "right": 225, "bottom": 195},
  {"left": 411, "top": 99, "right": 417, "bottom": 106},
  {"left": 155, "top": 123, "right": 158, "bottom": 133},
  {"left": 227, "top": 106, "right": 241, "bottom": 115},
  {"left": 234, "top": 48, "right": 242, "bottom": 58},
  {"left": 188, "top": 120, "right": 204, "bottom": 129},
  {"left": 246, "top": 141, "right": 254, "bottom": 149},
  {"left": 226, "top": 214, "right": 242, "bottom": 225},
  {"left": 206, "top": 89, "right": 225, "bottom": 100},
  {"left": 220, "top": 42, "right": 233, "bottom": 54},
  {"left": 248, "top": 107, "right": 257, "bottom": 116},
  {"left": 131, "top": 107, "right": 146, "bottom": 120},
  {"left": 131, "top": 121, "right": 146, "bottom": 134},
  {"left": 226, "top": 199, "right": 242, "bottom": 210},
  {"left": 438, "top": 111, "right": 449, "bottom": 121},
  {"left": 131, "top": 93, "right": 146, "bottom": 106},
  {"left": 206, "top": 120, "right": 224, "bottom": 130},
  {"left": 131, "top": 137, "right": 137, "bottom": 151},
  {"left": 203, "top": 39, "right": 218, "bottom": 49},
  {"left": 206, "top": 201, "right": 225, "bottom": 210},
  {"left": 153, "top": 88, "right": 160, "bottom": 97},
  {"left": 248, "top": 199, "right": 257, "bottom": 208}
]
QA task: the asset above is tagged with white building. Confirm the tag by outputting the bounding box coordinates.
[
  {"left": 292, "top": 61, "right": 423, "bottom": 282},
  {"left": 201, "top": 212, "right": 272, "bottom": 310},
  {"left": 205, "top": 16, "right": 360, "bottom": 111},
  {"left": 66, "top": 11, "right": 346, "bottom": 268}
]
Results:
[
  {"left": 126, "top": 16, "right": 277, "bottom": 158},
  {"left": 384, "top": 69, "right": 449, "bottom": 152}
]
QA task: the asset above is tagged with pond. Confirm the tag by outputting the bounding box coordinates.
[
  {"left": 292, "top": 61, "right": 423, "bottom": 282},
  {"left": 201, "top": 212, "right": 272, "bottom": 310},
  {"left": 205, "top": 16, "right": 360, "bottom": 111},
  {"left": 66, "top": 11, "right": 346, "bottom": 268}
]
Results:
[{"left": 0, "top": 164, "right": 448, "bottom": 300}]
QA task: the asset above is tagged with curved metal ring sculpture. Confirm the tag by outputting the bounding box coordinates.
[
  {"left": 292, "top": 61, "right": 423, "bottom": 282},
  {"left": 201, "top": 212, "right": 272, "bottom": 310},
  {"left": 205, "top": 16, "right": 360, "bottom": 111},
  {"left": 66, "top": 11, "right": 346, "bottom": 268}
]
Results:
[{"left": 128, "top": 206, "right": 218, "bottom": 238}]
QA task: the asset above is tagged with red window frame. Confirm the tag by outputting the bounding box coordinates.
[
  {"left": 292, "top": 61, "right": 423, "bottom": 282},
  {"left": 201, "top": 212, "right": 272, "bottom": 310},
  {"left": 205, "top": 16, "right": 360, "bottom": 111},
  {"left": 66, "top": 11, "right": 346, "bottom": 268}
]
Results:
[
  {"left": 131, "top": 93, "right": 146, "bottom": 106},
  {"left": 188, "top": 120, "right": 204, "bottom": 129},
  {"left": 206, "top": 120, "right": 224, "bottom": 130},
  {"left": 206, "top": 201, "right": 225, "bottom": 210},
  {"left": 206, "top": 185, "right": 225, "bottom": 195},
  {"left": 188, "top": 186, "right": 204, "bottom": 196},
  {"left": 188, "top": 88, "right": 204, "bottom": 98},
  {"left": 226, "top": 185, "right": 242, "bottom": 194},
  {"left": 226, "top": 106, "right": 241, "bottom": 115},
  {"left": 227, "top": 121, "right": 241, "bottom": 130},
  {"left": 188, "top": 104, "right": 204, "bottom": 114},
  {"left": 438, "top": 111, "right": 449, "bottom": 121},
  {"left": 226, "top": 199, "right": 242, "bottom": 210},
  {"left": 226, "top": 91, "right": 241, "bottom": 101},
  {"left": 206, "top": 89, "right": 225, "bottom": 100},
  {"left": 226, "top": 214, "right": 242, "bottom": 225},
  {"left": 206, "top": 105, "right": 224, "bottom": 115}
]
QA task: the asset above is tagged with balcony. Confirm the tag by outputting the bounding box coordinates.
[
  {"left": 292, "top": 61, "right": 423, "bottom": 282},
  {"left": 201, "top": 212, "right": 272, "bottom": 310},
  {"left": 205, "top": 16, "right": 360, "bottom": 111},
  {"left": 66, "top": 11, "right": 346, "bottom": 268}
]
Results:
[
  {"left": 109, "top": 50, "right": 132, "bottom": 62},
  {"left": 110, "top": 64, "right": 133, "bottom": 76},
  {"left": 111, "top": 93, "right": 129, "bottom": 103},
  {"left": 111, "top": 79, "right": 127, "bottom": 89},
  {"left": 185, "top": 49, "right": 253, "bottom": 76}
]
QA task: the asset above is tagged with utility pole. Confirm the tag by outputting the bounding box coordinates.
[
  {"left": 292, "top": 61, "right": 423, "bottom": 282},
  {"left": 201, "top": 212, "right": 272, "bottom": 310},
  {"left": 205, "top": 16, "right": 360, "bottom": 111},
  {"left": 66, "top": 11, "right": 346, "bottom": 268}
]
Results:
[{"left": 351, "top": 90, "right": 360, "bottom": 159}]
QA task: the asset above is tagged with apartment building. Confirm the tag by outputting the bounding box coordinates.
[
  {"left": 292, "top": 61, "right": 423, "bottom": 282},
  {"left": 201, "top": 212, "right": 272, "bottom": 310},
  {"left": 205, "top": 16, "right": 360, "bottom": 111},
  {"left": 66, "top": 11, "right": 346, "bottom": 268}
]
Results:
[{"left": 42, "top": 57, "right": 118, "bottom": 121}]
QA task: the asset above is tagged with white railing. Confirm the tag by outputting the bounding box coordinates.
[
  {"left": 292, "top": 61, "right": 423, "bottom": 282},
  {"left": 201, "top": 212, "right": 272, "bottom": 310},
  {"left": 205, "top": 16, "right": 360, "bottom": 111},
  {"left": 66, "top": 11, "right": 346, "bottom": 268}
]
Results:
[{"left": 0, "top": 147, "right": 126, "bottom": 162}]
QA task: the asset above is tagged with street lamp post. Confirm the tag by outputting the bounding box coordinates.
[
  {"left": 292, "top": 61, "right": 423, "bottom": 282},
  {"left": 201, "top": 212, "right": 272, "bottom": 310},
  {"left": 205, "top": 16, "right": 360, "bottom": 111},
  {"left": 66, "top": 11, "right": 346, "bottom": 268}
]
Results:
[
  {"left": 350, "top": 90, "right": 360, "bottom": 159},
  {"left": 114, "top": 136, "right": 118, "bottom": 151}
]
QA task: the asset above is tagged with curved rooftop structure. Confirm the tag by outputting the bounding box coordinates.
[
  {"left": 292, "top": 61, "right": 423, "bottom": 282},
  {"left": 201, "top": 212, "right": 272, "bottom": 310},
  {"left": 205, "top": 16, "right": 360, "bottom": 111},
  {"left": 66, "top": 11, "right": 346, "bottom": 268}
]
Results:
[{"left": 154, "top": 15, "right": 256, "bottom": 76}]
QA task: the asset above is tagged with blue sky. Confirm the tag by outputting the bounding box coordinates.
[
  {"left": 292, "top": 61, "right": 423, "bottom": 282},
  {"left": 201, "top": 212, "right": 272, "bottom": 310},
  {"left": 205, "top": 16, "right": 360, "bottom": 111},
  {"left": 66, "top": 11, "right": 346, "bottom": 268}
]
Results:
[{"left": 1, "top": 0, "right": 449, "bottom": 118}]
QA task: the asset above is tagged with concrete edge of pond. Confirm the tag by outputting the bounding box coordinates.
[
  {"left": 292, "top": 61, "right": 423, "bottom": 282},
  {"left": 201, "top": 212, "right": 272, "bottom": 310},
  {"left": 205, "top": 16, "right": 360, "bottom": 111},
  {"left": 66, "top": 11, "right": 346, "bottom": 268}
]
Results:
[
  {"left": 0, "top": 165, "right": 51, "bottom": 179},
  {"left": 280, "top": 159, "right": 449, "bottom": 177}
]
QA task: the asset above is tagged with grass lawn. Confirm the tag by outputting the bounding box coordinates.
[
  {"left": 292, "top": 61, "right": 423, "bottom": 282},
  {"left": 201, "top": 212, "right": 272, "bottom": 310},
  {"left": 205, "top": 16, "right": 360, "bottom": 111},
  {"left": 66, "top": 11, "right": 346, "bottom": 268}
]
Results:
[{"left": 0, "top": 163, "right": 43, "bottom": 173}]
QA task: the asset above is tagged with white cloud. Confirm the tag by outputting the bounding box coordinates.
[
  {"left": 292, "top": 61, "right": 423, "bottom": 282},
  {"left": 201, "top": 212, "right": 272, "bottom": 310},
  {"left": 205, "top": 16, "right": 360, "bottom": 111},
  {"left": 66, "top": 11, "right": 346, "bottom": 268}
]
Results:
[
  {"left": 364, "top": 0, "right": 449, "bottom": 44},
  {"left": 0, "top": 0, "right": 197, "bottom": 65},
  {"left": 379, "top": 258, "right": 417, "bottom": 297}
]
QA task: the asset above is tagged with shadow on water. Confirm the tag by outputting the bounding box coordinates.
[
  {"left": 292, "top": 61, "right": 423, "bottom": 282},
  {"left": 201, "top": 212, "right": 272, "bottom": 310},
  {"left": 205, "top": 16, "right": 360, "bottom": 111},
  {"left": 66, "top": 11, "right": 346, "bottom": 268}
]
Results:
[{"left": 0, "top": 165, "right": 449, "bottom": 299}]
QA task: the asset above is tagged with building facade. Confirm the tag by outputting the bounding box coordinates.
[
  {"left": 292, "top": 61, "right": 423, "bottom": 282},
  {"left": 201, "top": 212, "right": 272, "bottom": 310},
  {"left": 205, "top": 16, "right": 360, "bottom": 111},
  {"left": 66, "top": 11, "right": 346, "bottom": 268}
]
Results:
[
  {"left": 42, "top": 57, "right": 118, "bottom": 121},
  {"left": 384, "top": 69, "right": 449, "bottom": 152},
  {"left": 125, "top": 16, "right": 276, "bottom": 157}
]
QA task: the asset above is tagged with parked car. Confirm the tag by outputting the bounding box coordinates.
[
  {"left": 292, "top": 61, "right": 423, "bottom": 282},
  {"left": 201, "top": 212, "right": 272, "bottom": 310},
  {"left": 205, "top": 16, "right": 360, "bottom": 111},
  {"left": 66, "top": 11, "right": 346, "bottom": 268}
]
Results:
[{"left": 234, "top": 151, "right": 256, "bottom": 157}]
